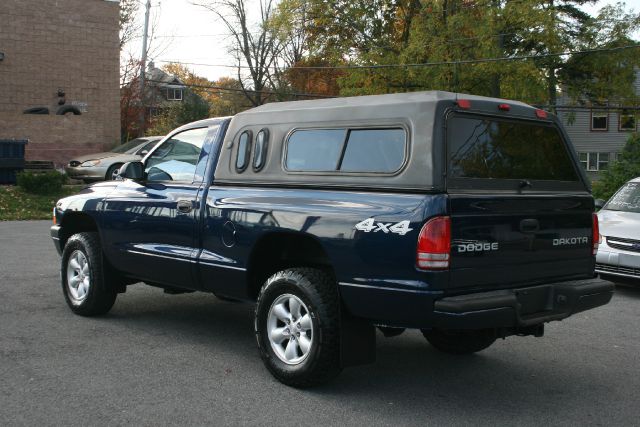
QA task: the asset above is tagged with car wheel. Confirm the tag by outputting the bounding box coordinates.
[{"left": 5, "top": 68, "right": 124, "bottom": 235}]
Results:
[
  {"left": 255, "top": 268, "right": 341, "bottom": 387},
  {"left": 61, "top": 232, "right": 117, "bottom": 316},
  {"left": 421, "top": 328, "right": 496, "bottom": 355},
  {"left": 106, "top": 163, "right": 123, "bottom": 181}
]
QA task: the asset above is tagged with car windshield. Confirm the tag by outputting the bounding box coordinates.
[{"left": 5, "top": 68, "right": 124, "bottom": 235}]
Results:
[
  {"left": 604, "top": 181, "right": 640, "bottom": 213},
  {"left": 111, "top": 138, "right": 146, "bottom": 154}
]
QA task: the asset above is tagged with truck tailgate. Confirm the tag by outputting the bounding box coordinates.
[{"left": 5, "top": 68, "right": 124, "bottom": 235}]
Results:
[{"left": 449, "top": 194, "right": 595, "bottom": 290}]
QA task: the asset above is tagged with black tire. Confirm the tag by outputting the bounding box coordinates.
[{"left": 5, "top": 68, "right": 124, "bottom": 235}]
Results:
[
  {"left": 23, "top": 106, "right": 50, "bottom": 115},
  {"left": 422, "top": 328, "right": 496, "bottom": 355},
  {"left": 61, "top": 232, "right": 117, "bottom": 316},
  {"left": 56, "top": 105, "right": 82, "bottom": 115},
  {"left": 106, "top": 163, "right": 123, "bottom": 181},
  {"left": 255, "top": 268, "right": 341, "bottom": 387}
]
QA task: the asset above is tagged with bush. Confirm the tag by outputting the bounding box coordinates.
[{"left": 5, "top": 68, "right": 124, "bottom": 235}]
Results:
[
  {"left": 16, "top": 171, "right": 68, "bottom": 195},
  {"left": 592, "top": 133, "right": 640, "bottom": 201}
]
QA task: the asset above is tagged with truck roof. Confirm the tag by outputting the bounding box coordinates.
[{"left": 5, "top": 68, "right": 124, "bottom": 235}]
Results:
[
  {"left": 238, "top": 91, "right": 532, "bottom": 116},
  {"left": 214, "top": 91, "right": 547, "bottom": 192}
]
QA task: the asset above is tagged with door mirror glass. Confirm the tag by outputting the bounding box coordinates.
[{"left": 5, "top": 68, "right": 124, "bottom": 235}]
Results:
[{"left": 118, "top": 161, "right": 144, "bottom": 180}]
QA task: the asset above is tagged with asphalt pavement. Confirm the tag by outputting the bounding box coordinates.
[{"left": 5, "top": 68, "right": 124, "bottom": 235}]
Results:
[{"left": 1, "top": 220, "right": 639, "bottom": 426}]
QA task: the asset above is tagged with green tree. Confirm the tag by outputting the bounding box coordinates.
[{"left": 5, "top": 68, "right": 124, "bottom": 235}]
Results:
[
  {"left": 559, "top": 4, "right": 640, "bottom": 106},
  {"left": 147, "top": 96, "right": 210, "bottom": 135},
  {"left": 593, "top": 133, "right": 640, "bottom": 200},
  {"left": 287, "top": 0, "right": 639, "bottom": 106}
]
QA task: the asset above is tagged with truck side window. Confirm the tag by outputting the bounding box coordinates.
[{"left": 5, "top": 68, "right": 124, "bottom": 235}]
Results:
[
  {"left": 236, "top": 131, "right": 252, "bottom": 172},
  {"left": 340, "top": 129, "right": 405, "bottom": 173},
  {"left": 285, "top": 127, "right": 406, "bottom": 173},
  {"left": 145, "top": 127, "right": 208, "bottom": 182},
  {"left": 253, "top": 129, "right": 269, "bottom": 171},
  {"left": 285, "top": 129, "right": 345, "bottom": 171}
]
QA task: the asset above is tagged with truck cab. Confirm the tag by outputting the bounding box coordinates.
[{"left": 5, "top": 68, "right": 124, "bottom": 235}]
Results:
[{"left": 51, "top": 91, "right": 614, "bottom": 387}]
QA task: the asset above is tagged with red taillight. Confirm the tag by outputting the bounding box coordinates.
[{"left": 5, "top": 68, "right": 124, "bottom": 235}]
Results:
[
  {"left": 498, "top": 103, "right": 510, "bottom": 111},
  {"left": 535, "top": 109, "right": 548, "bottom": 119},
  {"left": 416, "top": 216, "right": 451, "bottom": 270},
  {"left": 457, "top": 99, "right": 471, "bottom": 109},
  {"left": 592, "top": 213, "right": 600, "bottom": 255}
]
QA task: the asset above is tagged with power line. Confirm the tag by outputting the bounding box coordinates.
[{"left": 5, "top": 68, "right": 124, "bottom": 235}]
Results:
[
  {"left": 156, "top": 44, "right": 640, "bottom": 71},
  {"left": 549, "top": 105, "right": 640, "bottom": 111},
  {"left": 145, "top": 78, "right": 335, "bottom": 99},
  {"left": 143, "top": 77, "right": 640, "bottom": 109}
]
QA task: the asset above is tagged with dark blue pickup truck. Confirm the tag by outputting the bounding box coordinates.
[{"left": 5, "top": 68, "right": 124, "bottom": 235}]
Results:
[{"left": 51, "top": 91, "right": 614, "bottom": 387}]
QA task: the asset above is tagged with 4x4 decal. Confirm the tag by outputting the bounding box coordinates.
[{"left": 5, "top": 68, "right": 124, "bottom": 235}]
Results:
[{"left": 354, "top": 218, "right": 413, "bottom": 235}]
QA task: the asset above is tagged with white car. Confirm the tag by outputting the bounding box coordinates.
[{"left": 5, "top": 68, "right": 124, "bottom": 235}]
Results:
[{"left": 596, "top": 177, "right": 640, "bottom": 286}]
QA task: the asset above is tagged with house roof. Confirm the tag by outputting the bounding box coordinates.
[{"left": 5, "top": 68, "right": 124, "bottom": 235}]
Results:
[{"left": 145, "top": 66, "right": 184, "bottom": 87}]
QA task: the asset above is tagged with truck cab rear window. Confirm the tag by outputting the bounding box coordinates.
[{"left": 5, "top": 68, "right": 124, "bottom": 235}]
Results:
[
  {"left": 286, "top": 128, "right": 406, "bottom": 173},
  {"left": 447, "top": 115, "right": 580, "bottom": 187}
]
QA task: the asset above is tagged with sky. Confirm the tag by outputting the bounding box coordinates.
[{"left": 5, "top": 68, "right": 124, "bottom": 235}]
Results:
[{"left": 123, "top": 0, "right": 640, "bottom": 82}]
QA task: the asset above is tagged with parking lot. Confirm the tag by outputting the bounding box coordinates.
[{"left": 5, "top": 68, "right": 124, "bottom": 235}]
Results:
[{"left": 1, "top": 220, "right": 639, "bottom": 426}]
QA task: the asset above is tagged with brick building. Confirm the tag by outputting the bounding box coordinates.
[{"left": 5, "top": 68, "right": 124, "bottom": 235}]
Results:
[{"left": 0, "top": 0, "right": 120, "bottom": 167}]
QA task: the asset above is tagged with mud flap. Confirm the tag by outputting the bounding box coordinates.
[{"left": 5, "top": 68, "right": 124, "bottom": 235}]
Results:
[{"left": 340, "top": 313, "right": 376, "bottom": 368}]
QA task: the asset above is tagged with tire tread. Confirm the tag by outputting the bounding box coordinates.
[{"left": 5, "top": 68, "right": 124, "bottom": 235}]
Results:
[
  {"left": 255, "top": 267, "right": 341, "bottom": 387},
  {"left": 61, "top": 232, "right": 116, "bottom": 316}
]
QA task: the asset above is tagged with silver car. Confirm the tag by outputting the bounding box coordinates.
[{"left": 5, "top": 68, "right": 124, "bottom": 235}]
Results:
[
  {"left": 596, "top": 177, "right": 640, "bottom": 286},
  {"left": 65, "top": 136, "right": 162, "bottom": 182}
]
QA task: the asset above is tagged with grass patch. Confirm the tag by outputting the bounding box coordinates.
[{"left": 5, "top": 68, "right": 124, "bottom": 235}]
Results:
[{"left": 0, "top": 185, "right": 83, "bottom": 221}]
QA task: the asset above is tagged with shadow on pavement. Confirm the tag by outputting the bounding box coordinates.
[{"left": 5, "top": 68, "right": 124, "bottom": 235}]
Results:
[
  {"left": 85, "top": 286, "right": 606, "bottom": 420},
  {"left": 613, "top": 285, "right": 640, "bottom": 299}
]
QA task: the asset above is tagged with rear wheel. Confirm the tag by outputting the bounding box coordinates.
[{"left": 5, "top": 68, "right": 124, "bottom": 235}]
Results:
[
  {"left": 422, "top": 328, "right": 496, "bottom": 355},
  {"left": 255, "top": 268, "right": 341, "bottom": 387},
  {"left": 61, "top": 232, "right": 116, "bottom": 316}
]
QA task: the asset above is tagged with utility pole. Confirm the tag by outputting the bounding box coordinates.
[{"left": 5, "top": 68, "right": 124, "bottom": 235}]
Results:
[{"left": 138, "top": 0, "right": 151, "bottom": 137}]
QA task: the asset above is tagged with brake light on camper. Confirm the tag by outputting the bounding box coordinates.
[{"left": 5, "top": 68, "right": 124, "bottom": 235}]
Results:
[{"left": 457, "top": 99, "right": 471, "bottom": 109}]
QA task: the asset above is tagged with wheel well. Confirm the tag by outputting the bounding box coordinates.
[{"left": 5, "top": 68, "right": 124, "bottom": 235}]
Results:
[
  {"left": 246, "top": 232, "right": 334, "bottom": 300},
  {"left": 59, "top": 212, "right": 99, "bottom": 249}
]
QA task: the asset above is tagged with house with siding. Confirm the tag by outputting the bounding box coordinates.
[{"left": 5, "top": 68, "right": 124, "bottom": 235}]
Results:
[{"left": 557, "top": 71, "right": 640, "bottom": 181}]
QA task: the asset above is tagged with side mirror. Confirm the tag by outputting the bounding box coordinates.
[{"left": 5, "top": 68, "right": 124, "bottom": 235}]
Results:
[
  {"left": 139, "top": 150, "right": 149, "bottom": 156},
  {"left": 594, "top": 199, "right": 606, "bottom": 210},
  {"left": 118, "top": 161, "right": 144, "bottom": 180}
]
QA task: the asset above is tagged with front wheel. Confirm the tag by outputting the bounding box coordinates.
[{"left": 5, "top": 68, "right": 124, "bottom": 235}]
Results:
[
  {"left": 61, "top": 232, "right": 117, "bottom": 316},
  {"left": 106, "top": 163, "right": 123, "bottom": 181},
  {"left": 255, "top": 268, "right": 341, "bottom": 387},
  {"left": 421, "top": 328, "right": 496, "bottom": 355}
]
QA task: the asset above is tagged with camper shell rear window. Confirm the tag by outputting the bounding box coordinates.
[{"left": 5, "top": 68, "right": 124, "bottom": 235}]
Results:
[{"left": 446, "top": 114, "right": 584, "bottom": 191}]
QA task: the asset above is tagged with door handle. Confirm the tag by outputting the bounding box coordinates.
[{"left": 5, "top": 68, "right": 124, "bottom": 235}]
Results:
[{"left": 177, "top": 200, "right": 194, "bottom": 214}]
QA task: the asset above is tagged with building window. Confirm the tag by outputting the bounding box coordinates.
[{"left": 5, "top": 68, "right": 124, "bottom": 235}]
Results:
[
  {"left": 591, "top": 112, "right": 608, "bottom": 131},
  {"left": 599, "top": 153, "right": 610, "bottom": 170},
  {"left": 167, "top": 88, "right": 183, "bottom": 101},
  {"left": 579, "top": 152, "right": 609, "bottom": 171},
  {"left": 619, "top": 111, "right": 636, "bottom": 131}
]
